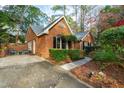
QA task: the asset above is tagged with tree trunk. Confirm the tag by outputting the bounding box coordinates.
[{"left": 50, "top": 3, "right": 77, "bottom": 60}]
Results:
[
  {"left": 15, "top": 30, "right": 19, "bottom": 44},
  {"left": 80, "top": 5, "right": 83, "bottom": 32},
  {"left": 63, "top": 5, "right": 66, "bottom": 16},
  {"left": 75, "top": 5, "right": 78, "bottom": 32}
]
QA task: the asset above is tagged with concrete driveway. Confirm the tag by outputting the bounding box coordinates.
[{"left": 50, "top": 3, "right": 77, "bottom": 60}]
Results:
[
  {"left": 0, "top": 55, "right": 89, "bottom": 88},
  {"left": 0, "top": 55, "right": 45, "bottom": 68}
]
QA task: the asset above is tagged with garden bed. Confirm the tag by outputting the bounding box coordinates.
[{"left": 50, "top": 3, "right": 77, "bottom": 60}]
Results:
[
  {"left": 47, "top": 57, "right": 72, "bottom": 65},
  {"left": 71, "top": 61, "right": 124, "bottom": 88},
  {"left": 48, "top": 49, "right": 84, "bottom": 65}
]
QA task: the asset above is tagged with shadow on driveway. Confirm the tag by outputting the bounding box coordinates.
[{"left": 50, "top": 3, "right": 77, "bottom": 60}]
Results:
[{"left": 0, "top": 61, "right": 88, "bottom": 88}]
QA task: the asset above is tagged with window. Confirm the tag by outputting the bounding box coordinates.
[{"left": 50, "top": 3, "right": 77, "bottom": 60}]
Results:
[
  {"left": 53, "top": 36, "right": 67, "bottom": 49},
  {"left": 53, "top": 36, "right": 61, "bottom": 49},
  {"left": 56, "top": 36, "right": 61, "bottom": 48},
  {"left": 53, "top": 37, "right": 56, "bottom": 48},
  {"left": 62, "top": 38, "right": 66, "bottom": 49},
  {"left": 68, "top": 41, "right": 72, "bottom": 49}
]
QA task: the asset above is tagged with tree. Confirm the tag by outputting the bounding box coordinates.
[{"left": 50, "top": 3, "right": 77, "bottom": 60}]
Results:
[
  {"left": 99, "top": 26, "right": 124, "bottom": 60},
  {"left": 0, "top": 10, "right": 12, "bottom": 47},
  {"left": 1, "top": 5, "right": 48, "bottom": 43},
  {"left": 51, "top": 5, "right": 67, "bottom": 16},
  {"left": 79, "top": 5, "right": 92, "bottom": 32},
  {"left": 65, "top": 16, "right": 77, "bottom": 32},
  {"left": 0, "top": 24, "right": 9, "bottom": 46},
  {"left": 71, "top": 5, "right": 79, "bottom": 32}
]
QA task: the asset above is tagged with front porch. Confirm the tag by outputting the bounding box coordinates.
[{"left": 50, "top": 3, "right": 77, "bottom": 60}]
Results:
[{"left": 53, "top": 35, "right": 76, "bottom": 50}]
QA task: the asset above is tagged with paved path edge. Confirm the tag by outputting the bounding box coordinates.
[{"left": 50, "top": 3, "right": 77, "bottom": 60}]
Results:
[{"left": 68, "top": 72, "right": 94, "bottom": 88}]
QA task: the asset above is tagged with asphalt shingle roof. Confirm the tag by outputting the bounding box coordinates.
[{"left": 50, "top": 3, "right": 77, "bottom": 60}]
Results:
[
  {"left": 30, "top": 25, "right": 44, "bottom": 36},
  {"left": 30, "top": 16, "right": 61, "bottom": 36},
  {"left": 75, "top": 32, "right": 89, "bottom": 40},
  {"left": 30, "top": 16, "right": 90, "bottom": 41}
]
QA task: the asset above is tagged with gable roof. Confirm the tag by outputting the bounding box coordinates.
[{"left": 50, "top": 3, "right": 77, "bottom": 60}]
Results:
[
  {"left": 30, "top": 25, "right": 44, "bottom": 36},
  {"left": 75, "top": 31, "right": 90, "bottom": 41},
  {"left": 29, "top": 16, "right": 73, "bottom": 36}
]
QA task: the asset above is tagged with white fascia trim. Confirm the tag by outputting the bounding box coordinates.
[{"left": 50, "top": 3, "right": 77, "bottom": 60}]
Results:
[
  {"left": 63, "top": 16, "right": 74, "bottom": 35},
  {"left": 81, "top": 31, "right": 90, "bottom": 41},
  {"left": 43, "top": 16, "right": 64, "bottom": 35},
  {"left": 37, "top": 16, "right": 74, "bottom": 36},
  {"left": 37, "top": 29, "right": 49, "bottom": 36}
]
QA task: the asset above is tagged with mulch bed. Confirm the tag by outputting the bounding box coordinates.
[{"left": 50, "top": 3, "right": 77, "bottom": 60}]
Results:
[{"left": 71, "top": 61, "right": 124, "bottom": 88}]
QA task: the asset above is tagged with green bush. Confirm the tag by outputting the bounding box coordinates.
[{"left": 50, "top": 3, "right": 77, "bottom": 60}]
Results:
[
  {"left": 68, "top": 49, "right": 80, "bottom": 60},
  {"left": 49, "top": 49, "right": 82, "bottom": 61},
  {"left": 93, "top": 49, "right": 117, "bottom": 62},
  {"left": 100, "top": 26, "right": 124, "bottom": 45},
  {"left": 49, "top": 49, "right": 68, "bottom": 62}
]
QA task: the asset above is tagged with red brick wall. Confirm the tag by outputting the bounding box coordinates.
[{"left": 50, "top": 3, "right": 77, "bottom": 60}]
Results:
[
  {"left": 35, "top": 18, "right": 72, "bottom": 58},
  {"left": 74, "top": 33, "right": 94, "bottom": 49},
  {"left": 83, "top": 33, "right": 94, "bottom": 43},
  {"left": 45, "top": 18, "right": 72, "bottom": 58},
  {"left": 35, "top": 35, "right": 48, "bottom": 58},
  {"left": 7, "top": 43, "right": 28, "bottom": 51},
  {"left": 26, "top": 27, "right": 37, "bottom": 42},
  {"left": 74, "top": 41, "right": 80, "bottom": 49}
]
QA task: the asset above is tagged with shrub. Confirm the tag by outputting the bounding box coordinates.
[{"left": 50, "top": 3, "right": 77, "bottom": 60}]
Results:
[
  {"left": 49, "top": 49, "right": 83, "bottom": 62},
  {"left": 68, "top": 49, "right": 81, "bottom": 60},
  {"left": 100, "top": 26, "right": 124, "bottom": 45},
  {"left": 93, "top": 49, "right": 117, "bottom": 62},
  {"left": 49, "top": 49, "right": 68, "bottom": 62}
]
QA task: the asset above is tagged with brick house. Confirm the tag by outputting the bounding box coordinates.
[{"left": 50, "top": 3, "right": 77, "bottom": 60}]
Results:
[{"left": 26, "top": 16, "right": 94, "bottom": 58}]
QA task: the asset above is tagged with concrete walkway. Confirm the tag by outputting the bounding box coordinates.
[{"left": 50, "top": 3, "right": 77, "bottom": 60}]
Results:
[
  {"left": 60, "top": 57, "right": 92, "bottom": 71},
  {"left": 0, "top": 55, "right": 46, "bottom": 68}
]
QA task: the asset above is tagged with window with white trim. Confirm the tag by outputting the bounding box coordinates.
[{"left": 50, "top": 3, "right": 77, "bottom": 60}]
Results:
[{"left": 53, "top": 36, "right": 67, "bottom": 49}]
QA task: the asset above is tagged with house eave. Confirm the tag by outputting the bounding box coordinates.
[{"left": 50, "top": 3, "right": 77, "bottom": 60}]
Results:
[{"left": 80, "top": 31, "right": 90, "bottom": 41}]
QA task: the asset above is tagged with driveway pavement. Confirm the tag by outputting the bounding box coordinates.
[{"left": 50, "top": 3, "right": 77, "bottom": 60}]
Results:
[
  {"left": 0, "top": 55, "right": 89, "bottom": 88},
  {"left": 0, "top": 55, "right": 45, "bottom": 68}
]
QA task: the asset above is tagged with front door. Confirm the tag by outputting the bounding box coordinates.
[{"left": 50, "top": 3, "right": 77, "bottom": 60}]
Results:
[
  {"left": 28, "top": 41, "right": 32, "bottom": 51},
  {"left": 28, "top": 40, "right": 36, "bottom": 54}
]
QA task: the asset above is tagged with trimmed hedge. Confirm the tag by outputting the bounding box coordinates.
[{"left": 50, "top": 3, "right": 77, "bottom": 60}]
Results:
[
  {"left": 68, "top": 49, "right": 80, "bottom": 60},
  {"left": 49, "top": 49, "right": 68, "bottom": 61},
  {"left": 49, "top": 49, "right": 83, "bottom": 62}
]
